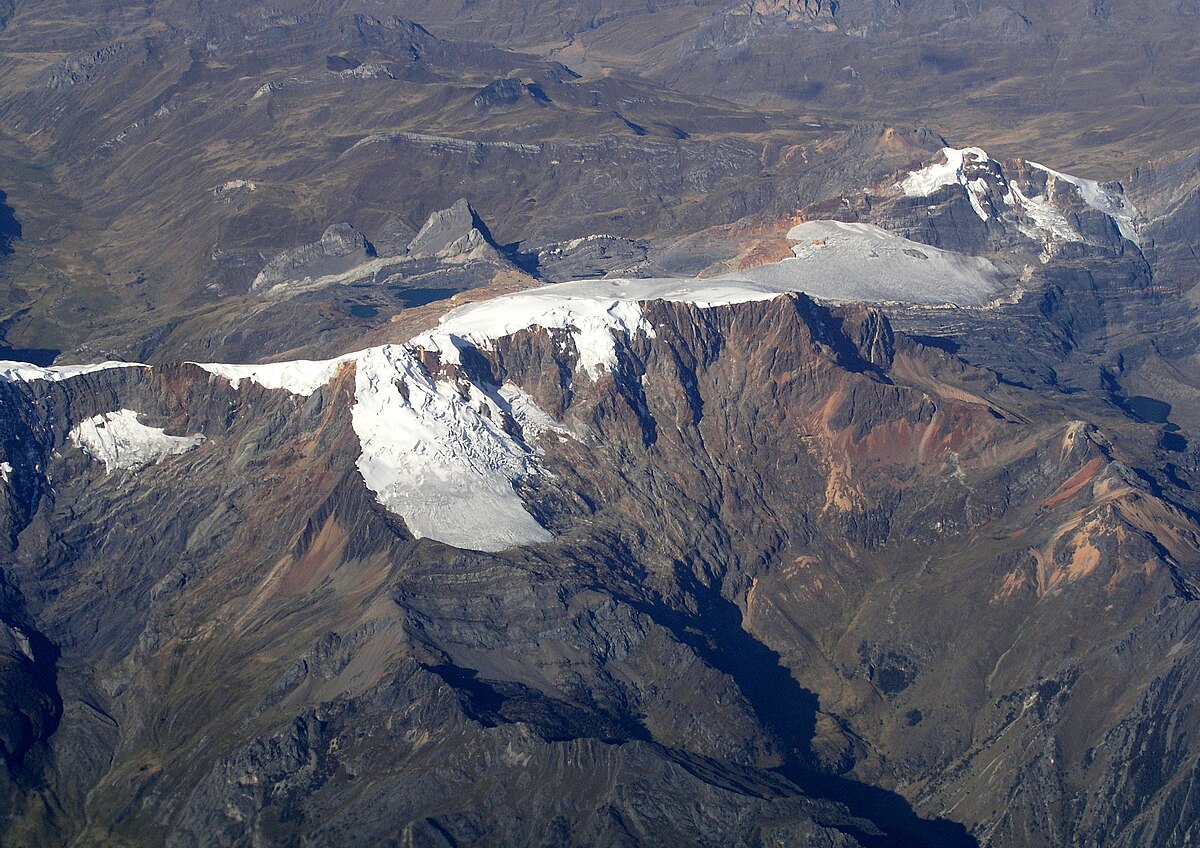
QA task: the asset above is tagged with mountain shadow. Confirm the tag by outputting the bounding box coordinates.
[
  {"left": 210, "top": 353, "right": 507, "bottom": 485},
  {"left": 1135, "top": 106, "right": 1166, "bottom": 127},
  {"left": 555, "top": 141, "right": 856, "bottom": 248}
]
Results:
[
  {"left": 626, "top": 565, "right": 979, "bottom": 848},
  {"left": 0, "top": 190, "right": 19, "bottom": 257}
]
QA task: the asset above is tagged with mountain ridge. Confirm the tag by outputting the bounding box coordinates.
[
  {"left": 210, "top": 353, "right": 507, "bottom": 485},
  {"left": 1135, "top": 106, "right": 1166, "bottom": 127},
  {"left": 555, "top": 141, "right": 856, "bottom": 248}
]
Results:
[{"left": 2, "top": 3, "right": 1200, "bottom": 845}]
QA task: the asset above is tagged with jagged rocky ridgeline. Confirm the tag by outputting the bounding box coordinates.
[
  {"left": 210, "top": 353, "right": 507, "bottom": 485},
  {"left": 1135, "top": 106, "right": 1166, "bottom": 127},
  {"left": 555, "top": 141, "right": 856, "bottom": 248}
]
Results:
[
  {"left": 248, "top": 198, "right": 507, "bottom": 299},
  {"left": 1, "top": 137, "right": 1148, "bottom": 552},
  {"left": 5, "top": 273, "right": 901, "bottom": 551}
]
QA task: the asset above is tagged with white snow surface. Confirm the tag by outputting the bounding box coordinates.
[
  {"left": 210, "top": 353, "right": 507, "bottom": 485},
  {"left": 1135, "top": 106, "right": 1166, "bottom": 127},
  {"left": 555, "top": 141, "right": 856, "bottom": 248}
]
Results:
[
  {"left": 351, "top": 345, "right": 556, "bottom": 551},
  {"left": 70, "top": 409, "right": 205, "bottom": 473},
  {"left": 723, "top": 221, "right": 1004, "bottom": 306},
  {"left": 0, "top": 462, "right": 11, "bottom": 483},
  {"left": 190, "top": 357, "right": 353, "bottom": 396},
  {"left": 900, "top": 147, "right": 991, "bottom": 206},
  {"left": 0, "top": 361, "right": 145, "bottom": 382}
]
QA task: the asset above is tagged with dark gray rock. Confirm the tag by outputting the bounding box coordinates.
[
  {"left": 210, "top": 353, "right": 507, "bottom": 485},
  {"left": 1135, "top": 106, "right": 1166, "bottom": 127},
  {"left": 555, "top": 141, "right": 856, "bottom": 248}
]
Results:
[
  {"left": 251, "top": 224, "right": 376, "bottom": 294},
  {"left": 406, "top": 198, "right": 499, "bottom": 262},
  {"left": 535, "top": 235, "right": 649, "bottom": 281}
]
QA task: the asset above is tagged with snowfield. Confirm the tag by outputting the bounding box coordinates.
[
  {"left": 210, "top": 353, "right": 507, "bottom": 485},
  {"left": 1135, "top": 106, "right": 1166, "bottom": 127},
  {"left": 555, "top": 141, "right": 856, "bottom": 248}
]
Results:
[
  {"left": 70, "top": 409, "right": 205, "bottom": 473},
  {"left": 735, "top": 220, "right": 1005, "bottom": 307}
]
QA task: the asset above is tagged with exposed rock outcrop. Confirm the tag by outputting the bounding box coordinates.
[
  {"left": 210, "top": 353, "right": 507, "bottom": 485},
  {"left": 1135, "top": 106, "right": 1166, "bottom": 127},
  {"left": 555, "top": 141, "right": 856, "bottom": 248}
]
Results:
[
  {"left": 535, "top": 234, "right": 649, "bottom": 281},
  {"left": 405, "top": 198, "right": 501, "bottom": 263},
  {"left": 251, "top": 223, "right": 376, "bottom": 294}
]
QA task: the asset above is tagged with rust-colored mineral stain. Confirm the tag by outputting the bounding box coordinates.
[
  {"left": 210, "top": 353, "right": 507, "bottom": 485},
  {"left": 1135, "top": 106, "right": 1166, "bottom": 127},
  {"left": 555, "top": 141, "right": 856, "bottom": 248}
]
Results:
[
  {"left": 992, "top": 568, "right": 1028, "bottom": 602},
  {"left": 1043, "top": 457, "right": 1103, "bottom": 509},
  {"left": 732, "top": 238, "right": 797, "bottom": 271},
  {"left": 280, "top": 515, "right": 348, "bottom": 595}
]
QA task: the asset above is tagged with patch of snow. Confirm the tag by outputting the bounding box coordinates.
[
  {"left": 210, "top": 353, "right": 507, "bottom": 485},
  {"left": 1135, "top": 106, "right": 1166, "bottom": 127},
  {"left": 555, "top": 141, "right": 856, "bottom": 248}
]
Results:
[
  {"left": 900, "top": 147, "right": 991, "bottom": 202},
  {"left": 0, "top": 461, "right": 11, "bottom": 483},
  {"left": 1028, "top": 161, "right": 1140, "bottom": 245},
  {"left": 214, "top": 179, "right": 257, "bottom": 196},
  {"left": 8, "top": 626, "right": 34, "bottom": 661},
  {"left": 341, "top": 63, "right": 392, "bottom": 80},
  {"left": 0, "top": 361, "right": 145, "bottom": 382},
  {"left": 497, "top": 383, "right": 573, "bottom": 441},
  {"left": 965, "top": 178, "right": 992, "bottom": 221},
  {"left": 190, "top": 357, "right": 353, "bottom": 396},
  {"left": 70, "top": 409, "right": 205, "bottom": 473},
  {"left": 717, "top": 221, "right": 1003, "bottom": 306},
  {"left": 1009, "top": 183, "right": 1079, "bottom": 246},
  {"left": 538, "top": 233, "right": 627, "bottom": 257},
  {"left": 252, "top": 81, "right": 282, "bottom": 99},
  {"left": 351, "top": 345, "right": 553, "bottom": 552},
  {"left": 341, "top": 131, "right": 541, "bottom": 159}
]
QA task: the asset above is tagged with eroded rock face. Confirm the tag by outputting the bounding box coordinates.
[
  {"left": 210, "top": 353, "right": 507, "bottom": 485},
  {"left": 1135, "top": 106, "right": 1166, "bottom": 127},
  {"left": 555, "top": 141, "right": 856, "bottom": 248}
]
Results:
[
  {"left": 536, "top": 234, "right": 649, "bottom": 281},
  {"left": 405, "top": 198, "right": 499, "bottom": 262},
  {"left": 251, "top": 223, "right": 376, "bottom": 294}
]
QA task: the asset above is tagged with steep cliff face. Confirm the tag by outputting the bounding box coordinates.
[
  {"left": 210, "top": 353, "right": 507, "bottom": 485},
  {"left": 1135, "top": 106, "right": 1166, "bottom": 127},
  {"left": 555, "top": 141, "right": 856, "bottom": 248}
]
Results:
[{"left": 1, "top": 246, "right": 1199, "bottom": 845}]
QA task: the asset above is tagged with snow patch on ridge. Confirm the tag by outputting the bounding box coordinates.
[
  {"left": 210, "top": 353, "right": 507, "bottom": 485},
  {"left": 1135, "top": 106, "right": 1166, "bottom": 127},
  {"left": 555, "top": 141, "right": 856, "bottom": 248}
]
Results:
[
  {"left": 0, "top": 361, "right": 145, "bottom": 382},
  {"left": 191, "top": 357, "right": 353, "bottom": 396},
  {"left": 965, "top": 178, "right": 992, "bottom": 221},
  {"left": 351, "top": 345, "right": 555, "bottom": 552},
  {"left": 70, "top": 409, "right": 205, "bottom": 473}
]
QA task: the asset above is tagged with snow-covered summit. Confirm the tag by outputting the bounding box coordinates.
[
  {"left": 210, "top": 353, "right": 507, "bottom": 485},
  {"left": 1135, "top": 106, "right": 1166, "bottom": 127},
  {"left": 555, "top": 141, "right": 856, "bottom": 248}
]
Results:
[
  {"left": 896, "top": 145, "right": 1141, "bottom": 248},
  {"left": 900, "top": 146, "right": 995, "bottom": 221},
  {"left": 0, "top": 236, "right": 1019, "bottom": 552}
]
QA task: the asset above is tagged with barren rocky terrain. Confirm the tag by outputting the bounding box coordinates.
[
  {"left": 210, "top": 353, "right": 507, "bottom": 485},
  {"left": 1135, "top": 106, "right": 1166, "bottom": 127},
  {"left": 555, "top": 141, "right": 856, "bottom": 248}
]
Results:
[{"left": 1, "top": 2, "right": 1200, "bottom": 847}]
